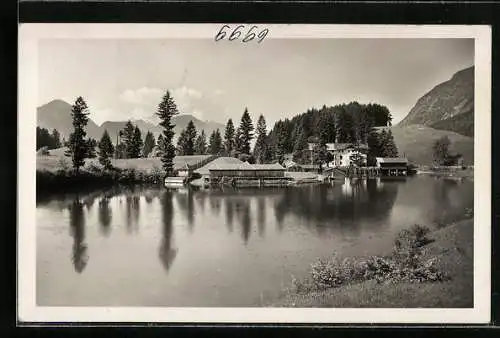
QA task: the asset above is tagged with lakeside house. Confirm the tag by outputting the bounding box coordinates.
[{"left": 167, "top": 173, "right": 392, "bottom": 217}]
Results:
[
  {"left": 326, "top": 143, "right": 368, "bottom": 167},
  {"left": 306, "top": 142, "right": 369, "bottom": 168}
]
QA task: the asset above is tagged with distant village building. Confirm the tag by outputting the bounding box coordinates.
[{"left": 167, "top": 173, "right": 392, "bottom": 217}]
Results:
[{"left": 283, "top": 159, "right": 302, "bottom": 172}]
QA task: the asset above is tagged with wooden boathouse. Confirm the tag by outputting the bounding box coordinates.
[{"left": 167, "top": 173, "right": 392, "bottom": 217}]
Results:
[
  {"left": 375, "top": 157, "right": 409, "bottom": 176},
  {"left": 207, "top": 162, "right": 289, "bottom": 187}
]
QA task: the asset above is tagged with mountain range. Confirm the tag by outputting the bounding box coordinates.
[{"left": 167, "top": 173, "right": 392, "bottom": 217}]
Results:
[
  {"left": 36, "top": 99, "right": 225, "bottom": 144},
  {"left": 37, "top": 66, "right": 475, "bottom": 165},
  {"left": 398, "top": 66, "right": 474, "bottom": 137},
  {"left": 392, "top": 65, "right": 474, "bottom": 164}
]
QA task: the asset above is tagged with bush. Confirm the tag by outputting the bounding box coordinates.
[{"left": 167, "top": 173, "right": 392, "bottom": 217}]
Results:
[{"left": 293, "top": 224, "right": 447, "bottom": 293}]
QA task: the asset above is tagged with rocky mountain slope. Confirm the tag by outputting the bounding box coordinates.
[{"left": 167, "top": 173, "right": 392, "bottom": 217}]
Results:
[{"left": 398, "top": 66, "right": 474, "bottom": 137}]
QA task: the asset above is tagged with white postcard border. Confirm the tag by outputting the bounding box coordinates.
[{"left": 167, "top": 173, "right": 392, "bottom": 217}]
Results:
[{"left": 18, "top": 24, "right": 492, "bottom": 324}]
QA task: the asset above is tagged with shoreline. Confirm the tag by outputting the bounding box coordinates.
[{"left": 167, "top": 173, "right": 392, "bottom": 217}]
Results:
[
  {"left": 266, "top": 217, "right": 473, "bottom": 308},
  {"left": 36, "top": 155, "right": 474, "bottom": 196}
]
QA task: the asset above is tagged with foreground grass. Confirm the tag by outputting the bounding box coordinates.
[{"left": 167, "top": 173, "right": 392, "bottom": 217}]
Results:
[{"left": 269, "top": 218, "right": 473, "bottom": 308}]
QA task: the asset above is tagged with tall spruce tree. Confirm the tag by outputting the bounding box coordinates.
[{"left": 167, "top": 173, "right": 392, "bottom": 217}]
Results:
[
  {"left": 237, "top": 108, "right": 254, "bottom": 154},
  {"left": 253, "top": 114, "right": 270, "bottom": 164},
  {"left": 156, "top": 91, "right": 179, "bottom": 175},
  {"left": 176, "top": 129, "right": 188, "bottom": 155},
  {"left": 183, "top": 120, "right": 197, "bottom": 156},
  {"left": 272, "top": 121, "right": 288, "bottom": 164},
  {"left": 132, "top": 126, "right": 143, "bottom": 158},
  {"left": 384, "top": 130, "right": 398, "bottom": 157},
  {"left": 292, "top": 129, "right": 308, "bottom": 164},
  {"left": 194, "top": 130, "right": 207, "bottom": 155},
  {"left": 142, "top": 131, "right": 156, "bottom": 157},
  {"left": 98, "top": 130, "right": 115, "bottom": 169},
  {"left": 208, "top": 129, "right": 223, "bottom": 155},
  {"left": 234, "top": 127, "right": 243, "bottom": 156},
  {"left": 65, "top": 97, "right": 90, "bottom": 172},
  {"left": 224, "top": 118, "right": 236, "bottom": 156},
  {"left": 121, "top": 121, "right": 136, "bottom": 158}
]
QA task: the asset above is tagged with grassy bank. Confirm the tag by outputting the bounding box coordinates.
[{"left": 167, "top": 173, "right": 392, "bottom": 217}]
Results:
[
  {"left": 37, "top": 163, "right": 164, "bottom": 196},
  {"left": 269, "top": 218, "right": 473, "bottom": 308}
]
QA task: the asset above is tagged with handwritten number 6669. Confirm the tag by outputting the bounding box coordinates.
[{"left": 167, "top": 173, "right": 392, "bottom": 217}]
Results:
[{"left": 215, "top": 25, "right": 269, "bottom": 43}]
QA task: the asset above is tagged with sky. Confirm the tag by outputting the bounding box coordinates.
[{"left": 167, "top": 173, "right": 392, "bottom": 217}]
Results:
[{"left": 38, "top": 38, "right": 474, "bottom": 127}]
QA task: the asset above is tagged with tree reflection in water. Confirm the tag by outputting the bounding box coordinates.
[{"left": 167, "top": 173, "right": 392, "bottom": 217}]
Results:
[
  {"left": 68, "top": 197, "right": 88, "bottom": 273},
  {"left": 97, "top": 195, "right": 112, "bottom": 237},
  {"left": 224, "top": 197, "right": 234, "bottom": 233},
  {"left": 159, "top": 190, "right": 178, "bottom": 273},
  {"left": 257, "top": 197, "right": 266, "bottom": 238},
  {"left": 239, "top": 200, "right": 252, "bottom": 245},
  {"left": 125, "top": 194, "right": 140, "bottom": 234},
  {"left": 431, "top": 178, "right": 468, "bottom": 226},
  {"left": 175, "top": 189, "right": 195, "bottom": 233}
]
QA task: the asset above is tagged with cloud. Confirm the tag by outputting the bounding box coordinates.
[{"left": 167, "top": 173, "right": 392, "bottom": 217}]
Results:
[
  {"left": 119, "top": 87, "right": 164, "bottom": 105},
  {"left": 117, "top": 86, "right": 225, "bottom": 123}
]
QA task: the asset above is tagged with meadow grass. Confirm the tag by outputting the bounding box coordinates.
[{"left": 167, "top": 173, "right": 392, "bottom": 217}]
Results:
[{"left": 269, "top": 218, "right": 473, "bottom": 308}]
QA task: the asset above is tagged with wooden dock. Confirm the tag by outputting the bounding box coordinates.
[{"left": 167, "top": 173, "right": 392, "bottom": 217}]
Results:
[{"left": 324, "top": 166, "right": 408, "bottom": 180}]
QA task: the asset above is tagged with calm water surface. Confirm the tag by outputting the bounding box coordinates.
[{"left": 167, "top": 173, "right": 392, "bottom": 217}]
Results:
[{"left": 36, "top": 176, "right": 473, "bottom": 306}]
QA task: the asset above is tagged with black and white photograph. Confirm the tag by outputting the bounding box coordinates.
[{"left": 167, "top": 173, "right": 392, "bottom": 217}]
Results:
[{"left": 18, "top": 24, "right": 491, "bottom": 323}]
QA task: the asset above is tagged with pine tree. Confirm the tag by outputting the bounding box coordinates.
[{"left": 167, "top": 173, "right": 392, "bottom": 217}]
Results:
[
  {"left": 157, "top": 134, "right": 164, "bottom": 154},
  {"left": 121, "top": 120, "right": 136, "bottom": 158},
  {"left": 366, "top": 128, "right": 382, "bottom": 165},
  {"left": 292, "top": 129, "right": 308, "bottom": 164},
  {"left": 98, "top": 130, "right": 115, "bottom": 169},
  {"left": 337, "top": 109, "right": 356, "bottom": 143},
  {"left": 156, "top": 91, "right": 179, "bottom": 175},
  {"left": 183, "top": 120, "right": 197, "bottom": 156},
  {"left": 142, "top": 131, "right": 156, "bottom": 157},
  {"left": 272, "top": 121, "right": 288, "bottom": 164},
  {"left": 237, "top": 108, "right": 254, "bottom": 154},
  {"left": 384, "top": 130, "right": 398, "bottom": 157},
  {"left": 433, "top": 136, "right": 451, "bottom": 165},
  {"left": 253, "top": 114, "right": 270, "bottom": 164},
  {"left": 132, "top": 126, "right": 143, "bottom": 158},
  {"left": 208, "top": 129, "right": 223, "bottom": 155},
  {"left": 234, "top": 127, "right": 243, "bottom": 156},
  {"left": 51, "top": 129, "right": 61, "bottom": 149},
  {"left": 194, "top": 130, "right": 207, "bottom": 155},
  {"left": 64, "top": 97, "right": 90, "bottom": 172},
  {"left": 176, "top": 129, "right": 188, "bottom": 155},
  {"left": 85, "top": 138, "right": 97, "bottom": 158},
  {"left": 224, "top": 118, "right": 236, "bottom": 156}
]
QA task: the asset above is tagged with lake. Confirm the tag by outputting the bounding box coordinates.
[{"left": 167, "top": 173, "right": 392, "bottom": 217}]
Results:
[{"left": 36, "top": 176, "right": 474, "bottom": 307}]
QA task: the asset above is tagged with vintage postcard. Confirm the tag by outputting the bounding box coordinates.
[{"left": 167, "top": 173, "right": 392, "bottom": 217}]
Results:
[{"left": 18, "top": 24, "right": 491, "bottom": 324}]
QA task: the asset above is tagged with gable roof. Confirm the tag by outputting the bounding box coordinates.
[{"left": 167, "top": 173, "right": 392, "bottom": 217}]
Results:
[
  {"left": 252, "top": 163, "right": 286, "bottom": 170},
  {"left": 194, "top": 157, "right": 249, "bottom": 175},
  {"left": 326, "top": 143, "right": 369, "bottom": 151}
]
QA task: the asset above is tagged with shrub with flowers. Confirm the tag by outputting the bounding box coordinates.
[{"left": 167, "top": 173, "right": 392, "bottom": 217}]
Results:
[{"left": 292, "top": 224, "right": 449, "bottom": 293}]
